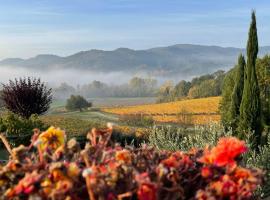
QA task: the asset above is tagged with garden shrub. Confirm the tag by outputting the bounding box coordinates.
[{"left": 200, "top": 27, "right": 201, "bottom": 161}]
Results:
[
  {"left": 243, "top": 133, "right": 270, "bottom": 198},
  {"left": 148, "top": 123, "right": 232, "bottom": 151},
  {"left": 1, "top": 77, "right": 52, "bottom": 118},
  {"left": 111, "top": 126, "right": 147, "bottom": 147},
  {"left": 0, "top": 112, "right": 46, "bottom": 146},
  {"left": 0, "top": 126, "right": 262, "bottom": 199}
]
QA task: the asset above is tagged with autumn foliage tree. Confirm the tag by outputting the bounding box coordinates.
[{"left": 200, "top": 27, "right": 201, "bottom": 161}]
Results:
[{"left": 1, "top": 77, "right": 52, "bottom": 118}]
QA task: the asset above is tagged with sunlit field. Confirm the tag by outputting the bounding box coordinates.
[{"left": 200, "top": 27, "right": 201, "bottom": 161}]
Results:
[{"left": 103, "top": 96, "right": 221, "bottom": 125}]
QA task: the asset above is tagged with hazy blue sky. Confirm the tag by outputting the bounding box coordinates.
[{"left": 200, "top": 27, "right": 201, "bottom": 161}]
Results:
[{"left": 0, "top": 0, "right": 270, "bottom": 58}]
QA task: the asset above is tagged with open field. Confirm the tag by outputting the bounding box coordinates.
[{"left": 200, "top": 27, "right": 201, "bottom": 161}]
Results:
[
  {"left": 50, "top": 97, "right": 157, "bottom": 111},
  {"left": 103, "top": 96, "right": 221, "bottom": 125}
]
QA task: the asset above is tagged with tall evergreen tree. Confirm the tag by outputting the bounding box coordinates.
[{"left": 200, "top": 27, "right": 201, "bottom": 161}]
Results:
[
  {"left": 230, "top": 54, "right": 245, "bottom": 133},
  {"left": 239, "top": 11, "right": 261, "bottom": 146},
  {"left": 220, "top": 68, "right": 237, "bottom": 130}
]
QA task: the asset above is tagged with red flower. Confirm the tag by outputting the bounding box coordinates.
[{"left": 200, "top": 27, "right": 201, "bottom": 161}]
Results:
[
  {"left": 201, "top": 167, "right": 212, "bottom": 178},
  {"left": 137, "top": 183, "right": 157, "bottom": 200},
  {"left": 162, "top": 155, "right": 179, "bottom": 168},
  {"left": 5, "top": 171, "right": 42, "bottom": 197},
  {"left": 199, "top": 137, "right": 247, "bottom": 167}
]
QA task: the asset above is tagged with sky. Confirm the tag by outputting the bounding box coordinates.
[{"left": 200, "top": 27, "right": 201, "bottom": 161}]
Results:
[{"left": 0, "top": 0, "right": 270, "bottom": 59}]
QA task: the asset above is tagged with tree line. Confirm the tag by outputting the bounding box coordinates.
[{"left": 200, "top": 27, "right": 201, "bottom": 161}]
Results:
[
  {"left": 157, "top": 70, "right": 225, "bottom": 103},
  {"left": 53, "top": 77, "right": 158, "bottom": 100}
]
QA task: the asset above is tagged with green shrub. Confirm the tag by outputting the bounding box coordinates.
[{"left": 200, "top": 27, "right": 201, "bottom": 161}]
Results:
[
  {"left": 119, "top": 114, "right": 154, "bottom": 127},
  {"left": 114, "top": 125, "right": 149, "bottom": 147},
  {"left": 149, "top": 123, "right": 232, "bottom": 151},
  {"left": 0, "top": 112, "right": 46, "bottom": 146},
  {"left": 243, "top": 134, "right": 270, "bottom": 198}
]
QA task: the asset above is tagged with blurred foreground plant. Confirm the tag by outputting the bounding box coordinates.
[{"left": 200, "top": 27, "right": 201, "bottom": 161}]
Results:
[
  {"left": 149, "top": 123, "right": 270, "bottom": 198},
  {"left": 0, "top": 124, "right": 263, "bottom": 200}
]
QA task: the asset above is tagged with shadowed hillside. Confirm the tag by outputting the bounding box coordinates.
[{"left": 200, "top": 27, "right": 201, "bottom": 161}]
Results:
[{"left": 1, "top": 44, "right": 270, "bottom": 79}]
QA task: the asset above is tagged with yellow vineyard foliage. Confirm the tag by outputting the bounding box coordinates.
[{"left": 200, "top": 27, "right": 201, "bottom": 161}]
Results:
[
  {"left": 152, "top": 114, "right": 221, "bottom": 125},
  {"left": 103, "top": 97, "right": 221, "bottom": 125}
]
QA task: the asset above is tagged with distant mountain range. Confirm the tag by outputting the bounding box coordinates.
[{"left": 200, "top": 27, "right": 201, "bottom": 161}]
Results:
[{"left": 1, "top": 44, "right": 270, "bottom": 78}]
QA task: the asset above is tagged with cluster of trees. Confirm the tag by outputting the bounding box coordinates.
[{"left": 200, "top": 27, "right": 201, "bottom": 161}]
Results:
[
  {"left": 53, "top": 77, "right": 158, "bottom": 100},
  {"left": 220, "top": 11, "right": 269, "bottom": 148},
  {"left": 157, "top": 70, "right": 225, "bottom": 103}
]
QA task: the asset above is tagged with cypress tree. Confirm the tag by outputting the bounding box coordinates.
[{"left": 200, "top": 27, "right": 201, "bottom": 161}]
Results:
[
  {"left": 230, "top": 54, "right": 245, "bottom": 133},
  {"left": 239, "top": 11, "right": 261, "bottom": 146}
]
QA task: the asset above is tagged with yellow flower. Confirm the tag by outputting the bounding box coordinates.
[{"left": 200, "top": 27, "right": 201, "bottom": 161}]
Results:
[
  {"left": 41, "top": 178, "right": 52, "bottom": 195},
  {"left": 38, "top": 126, "right": 65, "bottom": 151},
  {"left": 67, "top": 162, "right": 81, "bottom": 178}
]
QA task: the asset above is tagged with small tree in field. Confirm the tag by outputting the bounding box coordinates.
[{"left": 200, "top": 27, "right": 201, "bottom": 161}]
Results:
[
  {"left": 66, "top": 95, "right": 92, "bottom": 112},
  {"left": 1, "top": 77, "right": 52, "bottom": 118}
]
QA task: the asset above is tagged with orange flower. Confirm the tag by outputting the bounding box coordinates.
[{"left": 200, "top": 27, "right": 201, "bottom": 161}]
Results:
[
  {"left": 162, "top": 152, "right": 192, "bottom": 169},
  {"left": 115, "top": 150, "right": 132, "bottom": 164},
  {"left": 201, "top": 167, "right": 212, "bottom": 178},
  {"left": 162, "top": 155, "right": 179, "bottom": 168},
  {"left": 199, "top": 137, "right": 247, "bottom": 167},
  {"left": 210, "top": 175, "right": 237, "bottom": 197},
  {"left": 55, "top": 179, "right": 73, "bottom": 193},
  {"left": 51, "top": 169, "right": 66, "bottom": 182},
  {"left": 234, "top": 167, "right": 252, "bottom": 180},
  {"left": 137, "top": 183, "right": 157, "bottom": 200}
]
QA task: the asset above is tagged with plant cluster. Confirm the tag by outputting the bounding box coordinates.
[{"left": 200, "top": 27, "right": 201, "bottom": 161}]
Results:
[
  {"left": 1, "top": 77, "right": 52, "bottom": 119},
  {"left": 0, "top": 125, "right": 262, "bottom": 199},
  {"left": 149, "top": 124, "right": 230, "bottom": 152},
  {"left": 0, "top": 113, "right": 46, "bottom": 147},
  {"left": 149, "top": 123, "right": 270, "bottom": 198}
]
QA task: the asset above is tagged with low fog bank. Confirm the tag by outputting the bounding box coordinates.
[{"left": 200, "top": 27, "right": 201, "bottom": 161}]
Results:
[
  {"left": 0, "top": 66, "right": 134, "bottom": 86},
  {"left": 0, "top": 65, "right": 226, "bottom": 103},
  {"left": 0, "top": 65, "right": 197, "bottom": 86},
  {"left": 0, "top": 66, "right": 161, "bottom": 100},
  {"left": 0, "top": 65, "right": 221, "bottom": 101}
]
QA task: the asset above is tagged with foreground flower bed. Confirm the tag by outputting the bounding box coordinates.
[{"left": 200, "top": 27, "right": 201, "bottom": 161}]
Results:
[{"left": 0, "top": 124, "right": 263, "bottom": 199}]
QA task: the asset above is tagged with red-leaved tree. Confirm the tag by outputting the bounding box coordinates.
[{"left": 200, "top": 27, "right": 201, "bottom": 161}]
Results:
[{"left": 1, "top": 77, "right": 52, "bottom": 118}]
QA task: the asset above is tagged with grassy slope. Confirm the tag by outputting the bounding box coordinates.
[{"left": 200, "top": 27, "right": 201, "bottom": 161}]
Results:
[{"left": 41, "top": 97, "right": 157, "bottom": 136}]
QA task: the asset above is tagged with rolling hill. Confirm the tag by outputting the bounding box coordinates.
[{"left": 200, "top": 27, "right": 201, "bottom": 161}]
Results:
[{"left": 1, "top": 44, "right": 270, "bottom": 79}]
